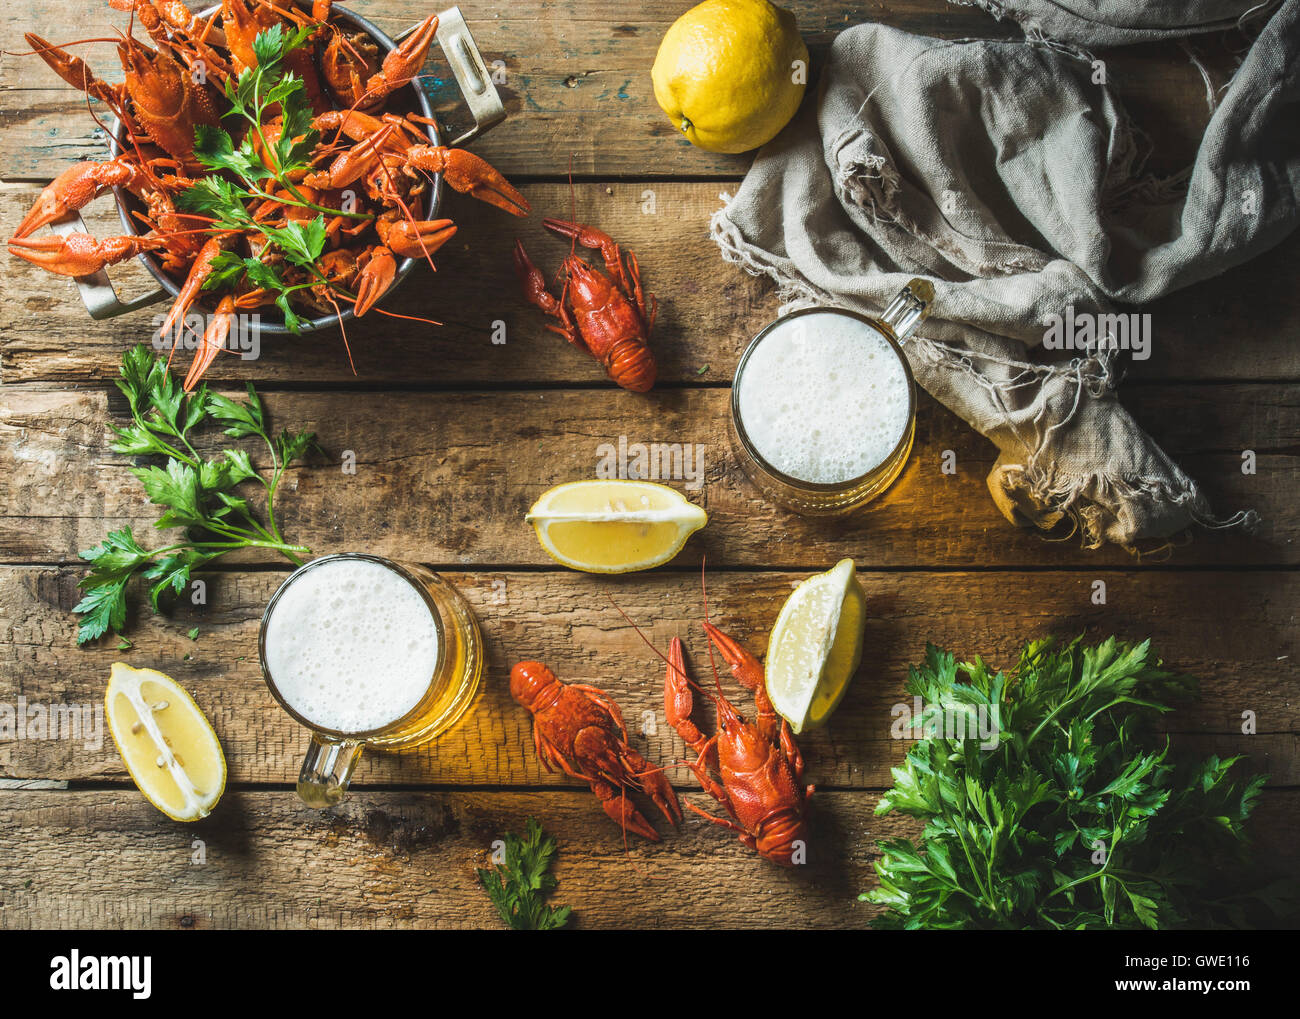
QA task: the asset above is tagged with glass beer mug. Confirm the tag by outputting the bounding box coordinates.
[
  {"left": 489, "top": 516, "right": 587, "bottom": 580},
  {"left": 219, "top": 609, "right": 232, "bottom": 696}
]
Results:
[
  {"left": 729, "top": 279, "right": 934, "bottom": 516},
  {"left": 259, "top": 554, "right": 483, "bottom": 807}
]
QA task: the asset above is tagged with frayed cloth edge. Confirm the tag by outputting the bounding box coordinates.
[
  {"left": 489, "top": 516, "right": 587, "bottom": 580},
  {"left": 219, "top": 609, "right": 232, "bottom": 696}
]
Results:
[{"left": 993, "top": 460, "right": 1261, "bottom": 553}]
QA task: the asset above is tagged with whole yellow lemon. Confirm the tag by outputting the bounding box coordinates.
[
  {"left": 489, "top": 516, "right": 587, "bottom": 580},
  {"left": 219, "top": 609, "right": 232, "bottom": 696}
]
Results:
[{"left": 651, "top": 0, "right": 809, "bottom": 154}]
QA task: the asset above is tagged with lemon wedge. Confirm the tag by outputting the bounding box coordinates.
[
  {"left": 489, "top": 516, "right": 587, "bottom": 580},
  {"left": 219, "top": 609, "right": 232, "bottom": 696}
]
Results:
[
  {"left": 105, "top": 662, "right": 226, "bottom": 821},
  {"left": 526, "top": 480, "right": 708, "bottom": 573},
  {"left": 765, "top": 559, "right": 867, "bottom": 733}
]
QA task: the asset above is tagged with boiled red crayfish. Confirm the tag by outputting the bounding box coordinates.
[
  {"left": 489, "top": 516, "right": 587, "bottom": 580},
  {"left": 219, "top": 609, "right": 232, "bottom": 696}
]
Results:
[
  {"left": 664, "top": 627, "right": 813, "bottom": 867},
  {"left": 510, "top": 661, "right": 680, "bottom": 841},
  {"left": 514, "top": 220, "right": 658, "bottom": 392}
]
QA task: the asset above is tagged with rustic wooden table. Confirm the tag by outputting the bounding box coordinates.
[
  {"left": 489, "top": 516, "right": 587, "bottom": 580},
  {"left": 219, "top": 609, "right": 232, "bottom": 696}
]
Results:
[{"left": 0, "top": 1, "right": 1296, "bottom": 930}]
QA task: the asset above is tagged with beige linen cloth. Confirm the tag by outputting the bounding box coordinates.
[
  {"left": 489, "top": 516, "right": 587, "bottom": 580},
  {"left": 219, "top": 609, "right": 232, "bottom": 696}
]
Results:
[{"left": 712, "top": 0, "right": 1299, "bottom": 549}]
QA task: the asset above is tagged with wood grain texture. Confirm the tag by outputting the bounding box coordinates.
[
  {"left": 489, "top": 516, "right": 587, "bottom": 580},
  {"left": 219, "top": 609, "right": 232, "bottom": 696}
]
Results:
[
  {"left": 3, "top": 181, "right": 1299, "bottom": 386},
  {"left": 0, "top": 0, "right": 1230, "bottom": 180},
  {"left": 2, "top": 566, "right": 1295, "bottom": 786},
  {"left": 0, "top": 787, "right": 1295, "bottom": 929},
  {"left": 1, "top": 385, "right": 1292, "bottom": 569},
  {"left": 0, "top": 787, "right": 902, "bottom": 930}
]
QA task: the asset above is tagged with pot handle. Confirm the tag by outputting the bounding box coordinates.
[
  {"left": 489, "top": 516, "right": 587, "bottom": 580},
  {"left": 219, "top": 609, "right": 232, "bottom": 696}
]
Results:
[
  {"left": 402, "top": 6, "right": 506, "bottom": 146},
  {"left": 48, "top": 212, "right": 168, "bottom": 321}
]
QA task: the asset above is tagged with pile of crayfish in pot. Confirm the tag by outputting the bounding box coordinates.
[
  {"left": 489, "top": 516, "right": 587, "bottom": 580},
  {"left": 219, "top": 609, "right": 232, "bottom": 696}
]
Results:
[{"left": 7, "top": 0, "right": 530, "bottom": 390}]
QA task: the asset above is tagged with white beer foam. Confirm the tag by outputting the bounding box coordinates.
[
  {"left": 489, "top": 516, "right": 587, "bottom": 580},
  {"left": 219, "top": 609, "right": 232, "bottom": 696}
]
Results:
[
  {"left": 265, "top": 559, "right": 439, "bottom": 733},
  {"left": 737, "top": 312, "right": 910, "bottom": 485}
]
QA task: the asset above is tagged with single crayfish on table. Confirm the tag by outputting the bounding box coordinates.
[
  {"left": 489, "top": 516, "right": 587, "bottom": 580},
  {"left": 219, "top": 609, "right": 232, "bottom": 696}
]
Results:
[
  {"left": 514, "top": 219, "right": 658, "bottom": 392},
  {"left": 664, "top": 626, "right": 813, "bottom": 867},
  {"left": 8, "top": 0, "right": 530, "bottom": 391},
  {"left": 510, "top": 660, "right": 681, "bottom": 842}
]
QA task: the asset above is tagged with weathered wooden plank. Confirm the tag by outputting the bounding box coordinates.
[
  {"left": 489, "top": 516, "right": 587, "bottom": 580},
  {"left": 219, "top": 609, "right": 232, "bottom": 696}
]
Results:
[
  {"left": 1, "top": 1, "right": 1226, "bottom": 180},
  {"left": 0, "top": 787, "right": 1295, "bottom": 929},
  {"left": 3, "top": 180, "right": 1298, "bottom": 386},
  {"left": 0, "top": 1, "right": 991, "bottom": 177},
  {"left": 0, "top": 385, "right": 1293, "bottom": 568},
  {"left": 0, "top": 788, "right": 900, "bottom": 929},
  {"left": 0, "top": 181, "right": 761, "bottom": 387},
  {"left": 0, "top": 0, "right": 1293, "bottom": 937},
  {"left": 2, "top": 566, "right": 1295, "bottom": 785},
  {"left": 0, "top": 778, "right": 65, "bottom": 789}
]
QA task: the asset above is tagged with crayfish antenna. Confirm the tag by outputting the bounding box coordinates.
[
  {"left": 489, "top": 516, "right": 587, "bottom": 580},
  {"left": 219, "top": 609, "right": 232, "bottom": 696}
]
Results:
[
  {"left": 607, "top": 594, "right": 715, "bottom": 703},
  {"left": 373, "top": 307, "right": 443, "bottom": 327},
  {"left": 568, "top": 151, "right": 576, "bottom": 258},
  {"left": 319, "top": 287, "right": 356, "bottom": 376},
  {"left": 700, "top": 555, "right": 726, "bottom": 699}
]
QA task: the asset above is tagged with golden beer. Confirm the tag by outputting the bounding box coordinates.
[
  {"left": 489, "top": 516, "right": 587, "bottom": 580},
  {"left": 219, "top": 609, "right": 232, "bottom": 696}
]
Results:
[{"left": 259, "top": 554, "right": 483, "bottom": 806}]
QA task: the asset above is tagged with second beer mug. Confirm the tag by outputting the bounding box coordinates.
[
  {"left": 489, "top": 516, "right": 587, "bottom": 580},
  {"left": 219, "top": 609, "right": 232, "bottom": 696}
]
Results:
[
  {"left": 259, "top": 554, "right": 484, "bottom": 807},
  {"left": 729, "top": 279, "right": 934, "bottom": 516}
]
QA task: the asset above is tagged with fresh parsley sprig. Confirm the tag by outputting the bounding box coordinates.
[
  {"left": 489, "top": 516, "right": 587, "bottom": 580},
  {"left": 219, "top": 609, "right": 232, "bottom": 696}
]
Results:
[
  {"left": 74, "top": 345, "right": 316, "bottom": 645},
  {"left": 176, "top": 24, "right": 367, "bottom": 333},
  {"left": 864, "top": 637, "right": 1294, "bottom": 929},
  {"left": 476, "top": 818, "right": 572, "bottom": 930}
]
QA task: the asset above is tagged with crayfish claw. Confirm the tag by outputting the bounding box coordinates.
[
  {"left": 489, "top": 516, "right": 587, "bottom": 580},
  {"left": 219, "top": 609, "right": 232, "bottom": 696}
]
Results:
[
  {"left": 363, "top": 14, "right": 439, "bottom": 105},
  {"left": 665, "top": 636, "right": 709, "bottom": 756},
  {"left": 354, "top": 246, "right": 397, "bottom": 316},
  {"left": 7, "top": 232, "right": 158, "bottom": 278},
  {"left": 381, "top": 219, "right": 457, "bottom": 260},
  {"left": 542, "top": 218, "right": 616, "bottom": 252},
  {"left": 25, "top": 32, "right": 123, "bottom": 108},
  {"left": 12, "top": 159, "right": 139, "bottom": 240},
  {"left": 596, "top": 783, "right": 661, "bottom": 842},
  {"left": 703, "top": 621, "right": 780, "bottom": 737},
  {"left": 183, "top": 294, "right": 235, "bottom": 392},
  {"left": 414, "top": 147, "right": 530, "bottom": 217},
  {"left": 702, "top": 622, "right": 766, "bottom": 693},
  {"left": 642, "top": 762, "right": 684, "bottom": 827},
  {"left": 158, "top": 236, "right": 227, "bottom": 354}
]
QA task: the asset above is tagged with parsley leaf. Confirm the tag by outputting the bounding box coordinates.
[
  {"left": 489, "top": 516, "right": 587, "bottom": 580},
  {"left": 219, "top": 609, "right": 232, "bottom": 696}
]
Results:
[
  {"left": 192, "top": 124, "right": 268, "bottom": 182},
  {"left": 74, "top": 528, "right": 149, "bottom": 643}
]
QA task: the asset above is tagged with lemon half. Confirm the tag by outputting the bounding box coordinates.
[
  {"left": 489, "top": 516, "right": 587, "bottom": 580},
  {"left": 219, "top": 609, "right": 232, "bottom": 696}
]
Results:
[
  {"left": 526, "top": 480, "right": 707, "bottom": 573},
  {"left": 765, "top": 559, "right": 867, "bottom": 733},
  {"left": 105, "top": 662, "right": 226, "bottom": 822},
  {"left": 651, "top": 0, "right": 809, "bottom": 154}
]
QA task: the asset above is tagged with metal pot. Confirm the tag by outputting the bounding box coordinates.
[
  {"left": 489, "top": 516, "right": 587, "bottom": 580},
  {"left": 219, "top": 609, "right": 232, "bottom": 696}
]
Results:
[{"left": 49, "top": 4, "right": 507, "bottom": 332}]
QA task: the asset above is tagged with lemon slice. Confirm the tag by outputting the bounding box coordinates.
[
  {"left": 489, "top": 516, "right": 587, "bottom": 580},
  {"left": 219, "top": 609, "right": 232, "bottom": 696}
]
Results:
[
  {"left": 765, "top": 559, "right": 867, "bottom": 733},
  {"left": 526, "top": 480, "right": 708, "bottom": 573},
  {"left": 105, "top": 662, "right": 226, "bottom": 821}
]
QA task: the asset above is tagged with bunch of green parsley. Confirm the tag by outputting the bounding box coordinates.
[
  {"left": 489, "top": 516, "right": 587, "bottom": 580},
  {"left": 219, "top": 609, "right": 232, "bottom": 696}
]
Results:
[
  {"left": 866, "top": 637, "right": 1294, "bottom": 929},
  {"left": 74, "top": 345, "right": 316, "bottom": 645},
  {"left": 476, "top": 818, "right": 571, "bottom": 930}
]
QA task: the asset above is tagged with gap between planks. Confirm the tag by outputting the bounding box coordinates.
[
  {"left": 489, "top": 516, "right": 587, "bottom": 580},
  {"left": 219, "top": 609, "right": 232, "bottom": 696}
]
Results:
[{"left": 6, "top": 779, "right": 1297, "bottom": 792}]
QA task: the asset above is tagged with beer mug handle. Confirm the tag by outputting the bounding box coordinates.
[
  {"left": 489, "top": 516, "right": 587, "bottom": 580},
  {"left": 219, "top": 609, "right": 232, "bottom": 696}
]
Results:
[
  {"left": 297, "top": 734, "right": 364, "bottom": 808},
  {"left": 879, "top": 278, "right": 935, "bottom": 343}
]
